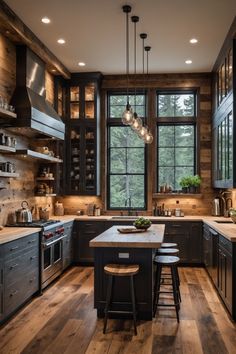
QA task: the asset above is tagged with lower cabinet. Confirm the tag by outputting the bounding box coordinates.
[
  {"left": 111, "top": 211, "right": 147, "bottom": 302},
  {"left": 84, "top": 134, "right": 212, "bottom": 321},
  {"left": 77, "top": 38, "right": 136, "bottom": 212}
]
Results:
[
  {"left": 217, "top": 235, "right": 233, "bottom": 315},
  {"left": 62, "top": 221, "right": 74, "bottom": 270},
  {"left": 153, "top": 221, "right": 202, "bottom": 264},
  {"left": 73, "top": 221, "right": 107, "bottom": 264},
  {"left": 0, "top": 232, "right": 40, "bottom": 324}
]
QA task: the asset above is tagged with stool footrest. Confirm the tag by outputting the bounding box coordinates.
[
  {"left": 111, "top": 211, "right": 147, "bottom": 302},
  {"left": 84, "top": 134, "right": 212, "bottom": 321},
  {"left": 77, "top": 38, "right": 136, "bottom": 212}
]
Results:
[{"left": 107, "top": 310, "right": 137, "bottom": 315}]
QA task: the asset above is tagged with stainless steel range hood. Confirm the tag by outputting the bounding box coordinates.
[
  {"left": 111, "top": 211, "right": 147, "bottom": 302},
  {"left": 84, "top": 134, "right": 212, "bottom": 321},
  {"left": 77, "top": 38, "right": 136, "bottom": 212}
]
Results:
[{"left": 9, "top": 46, "right": 65, "bottom": 140}]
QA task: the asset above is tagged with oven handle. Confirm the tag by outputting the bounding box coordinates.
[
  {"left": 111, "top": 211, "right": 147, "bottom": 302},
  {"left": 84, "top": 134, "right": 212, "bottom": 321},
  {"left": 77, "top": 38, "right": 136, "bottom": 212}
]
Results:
[{"left": 42, "top": 235, "right": 65, "bottom": 248}]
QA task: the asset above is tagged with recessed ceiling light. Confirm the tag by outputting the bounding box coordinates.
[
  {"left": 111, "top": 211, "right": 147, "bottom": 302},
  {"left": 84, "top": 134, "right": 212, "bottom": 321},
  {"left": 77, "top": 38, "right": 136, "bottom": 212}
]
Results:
[
  {"left": 190, "top": 38, "right": 198, "bottom": 44},
  {"left": 78, "top": 62, "right": 86, "bottom": 66},
  {"left": 57, "top": 38, "right": 65, "bottom": 44},
  {"left": 41, "top": 17, "right": 51, "bottom": 24},
  {"left": 51, "top": 69, "right": 56, "bottom": 72},
  {"left": 185, "top": 59, "right": 192, "bottom": 64}
]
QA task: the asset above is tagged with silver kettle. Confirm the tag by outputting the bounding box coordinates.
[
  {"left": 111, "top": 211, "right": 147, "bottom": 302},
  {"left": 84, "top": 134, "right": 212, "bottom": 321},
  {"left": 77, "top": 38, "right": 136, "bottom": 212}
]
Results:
[{"left": 16, "top": 201, "right": 33, "bottom": 223}]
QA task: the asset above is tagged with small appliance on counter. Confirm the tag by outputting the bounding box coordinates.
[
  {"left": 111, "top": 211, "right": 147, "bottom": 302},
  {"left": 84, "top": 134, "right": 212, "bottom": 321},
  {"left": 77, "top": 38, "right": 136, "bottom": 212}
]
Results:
[
  {"left": 39, "top": 207, "right": 50, "bottom": 220},
  {"left": 212, "top": 198, "right": 221, "bottom": 216},
  {"left": 15, "top": 201, "right": 33, "bottom": 223},
  {"left": 54, "top": 201, "right": 64, "bottom": 216}
]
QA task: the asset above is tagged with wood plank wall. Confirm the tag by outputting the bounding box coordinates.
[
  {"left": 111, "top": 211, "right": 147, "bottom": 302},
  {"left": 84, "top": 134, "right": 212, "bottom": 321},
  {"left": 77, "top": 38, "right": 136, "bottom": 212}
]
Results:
[
  {"left": 0, "top": 33, "right": 55, "bottom": 225},
  {"left": 100, "top": 73, "right": 215, "bottom": 215}
]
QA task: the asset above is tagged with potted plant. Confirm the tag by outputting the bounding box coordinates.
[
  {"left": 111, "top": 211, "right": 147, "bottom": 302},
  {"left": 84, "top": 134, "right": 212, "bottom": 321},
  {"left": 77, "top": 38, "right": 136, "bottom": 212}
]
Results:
[
  {"left": 189, "top": 175, "right": 201, "bottom": 193},
  {"left": 179, "top": 176, "right": 191, "bottom": 193}
]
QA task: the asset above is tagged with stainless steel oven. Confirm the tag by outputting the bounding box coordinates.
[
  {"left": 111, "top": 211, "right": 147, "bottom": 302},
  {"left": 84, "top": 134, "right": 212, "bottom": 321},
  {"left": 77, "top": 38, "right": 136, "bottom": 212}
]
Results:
[{"left": 41, "top": 223, "right": 65, "bottom": 290}]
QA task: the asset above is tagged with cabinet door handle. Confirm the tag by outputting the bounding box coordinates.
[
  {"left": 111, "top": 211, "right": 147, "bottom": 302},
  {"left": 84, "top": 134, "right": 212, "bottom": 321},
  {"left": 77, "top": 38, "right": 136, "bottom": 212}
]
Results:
[
  {"left": 172, "top": 224, "right": 181, "bottom": 227},
  {"left": 29, "top": 278, "right": 35, "bottom": 283},
  {"left": 10, "top": 290, "right": 19, "bottom": 297},
  {"left": 10, "top": 246, "right": 19, "bottom": 251},
  {"left": 10, "top": 263, "right": 18, "bottom": 270},
  {"left": 28, "top": 240, "right": 36, "bottom": 244}
]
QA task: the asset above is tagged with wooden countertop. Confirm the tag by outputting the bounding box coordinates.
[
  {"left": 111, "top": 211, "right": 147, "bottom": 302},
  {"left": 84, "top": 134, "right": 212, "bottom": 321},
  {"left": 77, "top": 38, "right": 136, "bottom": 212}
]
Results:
[
  {"left": 89, "top": 224, "right": 165, "bottom": 248},
  {"left": 203, "top": 220, "right": 236, "bottom": 242},
  {"left": 0, "top": 227, "right": 41, "bottom": 245}
]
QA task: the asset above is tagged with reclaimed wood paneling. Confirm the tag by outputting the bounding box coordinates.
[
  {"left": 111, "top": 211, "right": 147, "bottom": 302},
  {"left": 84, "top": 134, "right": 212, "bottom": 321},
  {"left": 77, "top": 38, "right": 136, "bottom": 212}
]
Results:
[
  {"left": 45, "top": 70, "right": 54, "bottom": 106},
  {"left": 101, "top": 73, "right": 214, "bottom": 215}
]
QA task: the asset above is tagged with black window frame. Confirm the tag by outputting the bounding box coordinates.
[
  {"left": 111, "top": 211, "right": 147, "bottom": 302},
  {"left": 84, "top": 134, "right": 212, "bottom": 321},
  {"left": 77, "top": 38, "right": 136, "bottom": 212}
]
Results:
[
  {"left": 156, "top": 89, "right": 198, "bottom": 192},
  {"left": 107, "top": 91, "right": 147, "bottom": 211}
]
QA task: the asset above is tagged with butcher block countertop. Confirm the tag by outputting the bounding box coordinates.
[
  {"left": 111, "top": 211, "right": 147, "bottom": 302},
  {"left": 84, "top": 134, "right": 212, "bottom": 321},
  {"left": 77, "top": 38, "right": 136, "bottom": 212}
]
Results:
[
  {"left": 89, "top": 224, "right": 165, "bottom": 248},
  {"left": 0, "top": 227, "right": 41, "bottom": 245}
]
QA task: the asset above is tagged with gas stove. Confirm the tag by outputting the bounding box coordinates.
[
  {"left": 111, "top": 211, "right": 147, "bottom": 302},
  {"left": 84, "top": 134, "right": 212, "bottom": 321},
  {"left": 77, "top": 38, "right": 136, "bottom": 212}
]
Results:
[{"left": 8, "top": 219, "right": 62, "bottom": 230}]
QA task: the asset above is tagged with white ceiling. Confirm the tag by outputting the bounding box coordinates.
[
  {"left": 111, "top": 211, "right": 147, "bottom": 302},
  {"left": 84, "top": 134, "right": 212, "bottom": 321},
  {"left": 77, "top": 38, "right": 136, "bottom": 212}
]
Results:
[{"left": 5, "top": 0, "right": 236, "bottom": 74}]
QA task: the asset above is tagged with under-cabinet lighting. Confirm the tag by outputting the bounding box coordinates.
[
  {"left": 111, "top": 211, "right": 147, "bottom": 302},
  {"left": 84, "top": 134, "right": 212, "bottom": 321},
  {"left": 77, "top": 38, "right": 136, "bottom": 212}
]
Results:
[
  {"left": 189, "top": 38, "right": 198, "bottom": 44},
  {"left": 185, "top": 59, "right": 192, "bottom": 64},
  {"left": 41, "top": 17, "right": 51, "bottom": 24},
  {"left": 78, "top": 62, "right": 86, "bottom": 66},
  {"left": 57, "top": 38, "right": 65, "bottom": 44}
]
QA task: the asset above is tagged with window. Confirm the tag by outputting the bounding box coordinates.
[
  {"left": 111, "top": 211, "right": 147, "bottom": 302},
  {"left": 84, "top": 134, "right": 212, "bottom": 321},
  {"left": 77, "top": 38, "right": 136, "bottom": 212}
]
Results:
[
  {"left": 157, "top": 91, "right": 197, "bottom": 192},
  {"left": 107, "top": 93, "right": 146, "bottom": 209}
]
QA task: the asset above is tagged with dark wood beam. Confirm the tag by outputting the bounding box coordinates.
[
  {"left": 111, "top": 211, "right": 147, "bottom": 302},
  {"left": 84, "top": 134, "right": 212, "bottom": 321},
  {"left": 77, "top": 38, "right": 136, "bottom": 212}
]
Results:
[{"left": 0, "top": 0, "right": 70, "bottom": 79}]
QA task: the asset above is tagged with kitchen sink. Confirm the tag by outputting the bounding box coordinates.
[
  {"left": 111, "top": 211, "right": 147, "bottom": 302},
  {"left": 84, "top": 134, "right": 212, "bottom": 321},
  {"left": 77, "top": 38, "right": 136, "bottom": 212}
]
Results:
[{"left": 214, "top": 220, "right": 233, "bottom": 223}]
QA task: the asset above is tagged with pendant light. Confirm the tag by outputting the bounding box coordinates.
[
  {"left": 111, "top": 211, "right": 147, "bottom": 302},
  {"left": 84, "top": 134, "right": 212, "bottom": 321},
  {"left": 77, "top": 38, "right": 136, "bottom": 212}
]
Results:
[
  {"left": 137, "top": 33, "right": 148, "bottom": 139},
  {"left": 122, "top": 5, "right": 134, "bottom": 126},
  {"left": 143, "top": 45, "right": 153, "bottom": 144},
  {"left": 130, "top": 15, "right": 143, "bottom": 132}
]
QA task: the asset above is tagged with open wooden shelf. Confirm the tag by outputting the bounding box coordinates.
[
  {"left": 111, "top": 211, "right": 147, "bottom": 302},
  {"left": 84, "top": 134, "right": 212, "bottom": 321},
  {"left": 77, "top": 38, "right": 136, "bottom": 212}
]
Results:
[
  {"left": 36, "top": 177, "right": 55, "bottom": 181},
  {"left": 0, "top": 171, "right": 19, "bottom": 178},
  {"left": 153, "top": 193, "right": 203, "bottom": 199},
  {"left": 0, "top": 145, "right": 16, "bottom": 153},
  {"left": 0, "top": 107, "right": 17, "bottom": 119},
  {"left": 35, "top": 193, "right": 57, "bottom": 197},
  {"left": 13, "top": 149, "right": 63, "bottom": 163}
]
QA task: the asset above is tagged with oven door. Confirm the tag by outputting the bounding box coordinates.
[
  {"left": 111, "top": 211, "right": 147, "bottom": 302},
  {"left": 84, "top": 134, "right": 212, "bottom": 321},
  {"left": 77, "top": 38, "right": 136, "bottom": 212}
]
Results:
[{"left": 41, "top": 236, "right": 63, "bottom": 289}]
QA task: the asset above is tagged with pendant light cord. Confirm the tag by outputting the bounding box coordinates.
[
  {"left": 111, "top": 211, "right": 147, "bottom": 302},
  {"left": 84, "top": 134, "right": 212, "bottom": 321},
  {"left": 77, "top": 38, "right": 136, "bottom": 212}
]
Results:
[{"left": 126, "top": 9, "right": 129, "bottom": 104}]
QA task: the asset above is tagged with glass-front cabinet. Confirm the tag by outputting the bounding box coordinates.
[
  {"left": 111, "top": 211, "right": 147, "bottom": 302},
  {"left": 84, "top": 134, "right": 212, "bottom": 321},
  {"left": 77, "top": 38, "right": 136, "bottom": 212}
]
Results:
[
  {"left": 212, "top": 39, "right": 235, "bottom": 188},
  {"left": 64, "top": 73, "right": 102, "bottom": 195}
]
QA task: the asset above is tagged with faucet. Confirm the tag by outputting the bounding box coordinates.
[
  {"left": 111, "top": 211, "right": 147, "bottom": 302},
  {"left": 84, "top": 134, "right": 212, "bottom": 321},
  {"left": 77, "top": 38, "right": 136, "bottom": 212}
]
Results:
[
  {"left": 219, "top": 191, "right": 232, "bottom": 217},
  {"left": 125, "top": 196, "right": 132, "bottom": 216}
]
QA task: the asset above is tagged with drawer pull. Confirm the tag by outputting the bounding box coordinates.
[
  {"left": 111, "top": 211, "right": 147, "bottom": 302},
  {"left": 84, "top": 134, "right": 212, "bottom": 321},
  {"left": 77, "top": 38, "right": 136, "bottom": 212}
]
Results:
[
  {"left": 10, "top": 263, "right": 18, "bottom": 270},
  {"left": 28, "top": 240, "right": 36, "bottom": 244},
  {"left": 10, "top": 290, "right": 18, "bottom": 297},
  {"left": 172, "top": 224, "right": 181, "bottom": 227},
  {"left": 10, "top": 246, "right": 19, "bottom": 251}
]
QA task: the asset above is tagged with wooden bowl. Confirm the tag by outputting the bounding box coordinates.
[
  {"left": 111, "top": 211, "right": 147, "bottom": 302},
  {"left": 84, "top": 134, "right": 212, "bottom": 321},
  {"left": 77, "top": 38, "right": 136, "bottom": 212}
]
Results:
[{"left": 133, "top": 224, "right": 151, "bottom": 230}]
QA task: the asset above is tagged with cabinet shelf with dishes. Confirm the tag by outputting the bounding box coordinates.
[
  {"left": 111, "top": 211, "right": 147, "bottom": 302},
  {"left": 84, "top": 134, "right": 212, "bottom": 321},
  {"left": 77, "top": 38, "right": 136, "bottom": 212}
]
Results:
[
  {"left": 59, "top": 72, "right": 102, "bottom": 196},
  {"left": 0, "top": 106, "right": 17, "bottom": 120}
]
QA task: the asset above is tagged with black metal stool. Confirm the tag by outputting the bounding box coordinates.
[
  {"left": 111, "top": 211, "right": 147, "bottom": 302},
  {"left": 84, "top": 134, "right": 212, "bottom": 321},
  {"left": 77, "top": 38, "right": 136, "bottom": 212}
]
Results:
[
  {"left": 156, "top": 248, "right": 181, "bottom": 299},
  {"left": 103, "top": 264, "right": 139, "bottom": 335},
  {"left": 153, "top": 255, "right": 180, "bottom": 322}
]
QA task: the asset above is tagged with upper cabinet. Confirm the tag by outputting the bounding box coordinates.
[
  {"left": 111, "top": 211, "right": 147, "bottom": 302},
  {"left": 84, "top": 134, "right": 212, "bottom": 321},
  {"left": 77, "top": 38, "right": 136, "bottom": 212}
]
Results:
[
  {"left": 55, "top": 73, "right": 102, "bottom": 196},
  {"left": 212, "top": 38, "right": 236, "bottom": 188}
]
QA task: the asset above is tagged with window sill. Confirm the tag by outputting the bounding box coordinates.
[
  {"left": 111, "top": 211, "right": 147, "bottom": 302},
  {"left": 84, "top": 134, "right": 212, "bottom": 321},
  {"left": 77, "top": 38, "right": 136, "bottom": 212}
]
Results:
[{"left": 153, "top": 193, "right": 203, "bottom": 199}]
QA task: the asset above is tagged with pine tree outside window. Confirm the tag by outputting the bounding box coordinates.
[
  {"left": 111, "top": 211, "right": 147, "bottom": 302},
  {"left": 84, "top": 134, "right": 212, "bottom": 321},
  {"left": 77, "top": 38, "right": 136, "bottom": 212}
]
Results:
[
  {"left": 107, "top": 92, "right": 147, "bottom": 210},
  {"left": 157, "top": 91, "right": 197, "bottom": 192}
]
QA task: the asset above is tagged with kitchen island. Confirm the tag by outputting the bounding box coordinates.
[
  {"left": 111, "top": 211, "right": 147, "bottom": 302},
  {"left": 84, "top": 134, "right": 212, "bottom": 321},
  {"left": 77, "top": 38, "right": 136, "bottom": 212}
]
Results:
[{"left": 90, "top": 224, "right": 165, "bottom": 320}]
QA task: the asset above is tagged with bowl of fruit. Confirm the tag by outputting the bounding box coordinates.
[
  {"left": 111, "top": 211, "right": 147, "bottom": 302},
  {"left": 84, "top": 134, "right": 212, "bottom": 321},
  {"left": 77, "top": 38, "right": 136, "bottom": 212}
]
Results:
[
  {"left": 133, "top": 217, "right": 152, "bottom": 230},
  {"left": 229, "top": 208, "right": 236, "bottom": 223}
]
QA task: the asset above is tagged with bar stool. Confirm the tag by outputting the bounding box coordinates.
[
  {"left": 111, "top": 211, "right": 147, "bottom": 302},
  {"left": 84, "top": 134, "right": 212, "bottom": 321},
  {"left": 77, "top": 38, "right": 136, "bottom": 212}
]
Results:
[
  {"left": 103, "top": 264, "right": 139, "bottom": 335},
  {"left": 156, "top": 248, "right": 181, "bottom": 298},
  {"left": 153, "top": 255, "right": 180, "bottom": 322},
  {"left": 161, "top": 242, "right": 177, "bottom": 248}
]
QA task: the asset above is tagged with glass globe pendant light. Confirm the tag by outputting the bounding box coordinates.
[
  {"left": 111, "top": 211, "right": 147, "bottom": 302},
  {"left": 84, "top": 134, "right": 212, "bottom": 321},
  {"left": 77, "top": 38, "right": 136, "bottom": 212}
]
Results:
[{"left": 122, "top": 5, "right": 134, "bottom": 126}]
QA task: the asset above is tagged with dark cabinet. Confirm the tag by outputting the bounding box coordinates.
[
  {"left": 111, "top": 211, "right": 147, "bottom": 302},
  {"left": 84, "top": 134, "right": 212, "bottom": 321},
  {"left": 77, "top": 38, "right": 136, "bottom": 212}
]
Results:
[
  {"left": 62, "top": 221, "right": 74, "bottom": 270},
  {"left": 154, "top": 221, "right": 202, "bottom": 264},
  {"left": 73, "top": 221, "right": 106, "bottom": 264},
  {"left": 203, "top": 224, "right": 218, "bottom": 286},
  {"left": 62, "top": 73, "right": 102, "bottom": 195},
  {"left": 212, "top": 39, "right": 235, "bottom": 188},
  {"left": 0, "top": 232, "right": 40, "bottom": 324},
  {"left": 218, "top": 235, "right": 233, "bottom": 314}
]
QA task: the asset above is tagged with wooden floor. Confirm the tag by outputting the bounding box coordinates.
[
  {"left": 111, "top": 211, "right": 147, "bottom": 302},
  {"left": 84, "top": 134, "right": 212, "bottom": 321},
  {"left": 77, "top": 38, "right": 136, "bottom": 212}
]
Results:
[{"left": 0, "top": 267, "right": 236, "bottom": 354}]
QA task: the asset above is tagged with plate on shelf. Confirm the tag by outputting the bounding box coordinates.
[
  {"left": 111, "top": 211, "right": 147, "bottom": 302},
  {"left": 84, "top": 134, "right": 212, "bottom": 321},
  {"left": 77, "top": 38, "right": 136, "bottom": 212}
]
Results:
[{"left": 117, "top": 227, "right": 147, "bottom": 234}]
